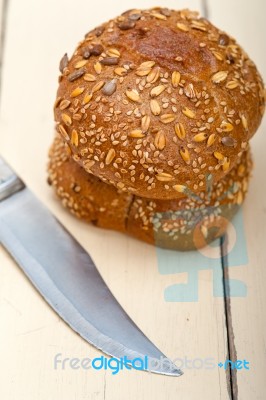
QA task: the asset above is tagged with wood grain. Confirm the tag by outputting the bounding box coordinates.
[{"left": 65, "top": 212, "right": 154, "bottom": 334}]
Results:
[{"left": 210, "top": 0, "right": 266, "bottom": 398}]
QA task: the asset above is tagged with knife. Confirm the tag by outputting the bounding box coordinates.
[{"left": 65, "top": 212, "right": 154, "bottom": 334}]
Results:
[{"left": 0, "top": 156, "right": 182, "bottom": 377}]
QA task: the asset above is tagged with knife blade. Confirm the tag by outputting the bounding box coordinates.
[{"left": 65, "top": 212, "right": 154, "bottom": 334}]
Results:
[{"left": 0, "top": 156, "right": 182, "bottom": 377}]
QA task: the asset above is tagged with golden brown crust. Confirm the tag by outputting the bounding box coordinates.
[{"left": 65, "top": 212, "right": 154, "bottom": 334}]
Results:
[
  {"left": 54, "top": 7, "right": 264, "bottom": 200},
  {"left": 48, "top": 135, "right": 252, "bottom": 250},
  {"left": 48, "top": 136, "right": 133, "bottom": 232}
]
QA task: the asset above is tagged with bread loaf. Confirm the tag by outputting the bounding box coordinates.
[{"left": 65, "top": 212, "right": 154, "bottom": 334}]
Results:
[
  {"left": 49, "top": 7, "right": 264, "bottom": 250},
  {"left": 53, "top": 7, "right": 264, "bottom": 200},
  {"left": 48, "top": 135, "right": 252, "bottom": 250}
]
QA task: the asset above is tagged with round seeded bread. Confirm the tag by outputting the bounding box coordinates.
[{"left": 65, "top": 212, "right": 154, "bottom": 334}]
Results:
[
  {"left": 48, "top": 135, "right": 252, "bottom": 250},
  {"left": 54, "top": 7, "right": 264, "bottom": 200}
]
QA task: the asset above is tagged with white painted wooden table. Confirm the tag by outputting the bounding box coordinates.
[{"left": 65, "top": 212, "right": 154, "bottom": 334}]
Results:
[{"left": 0, "top": 0, "right": 265, "bottom": 399}]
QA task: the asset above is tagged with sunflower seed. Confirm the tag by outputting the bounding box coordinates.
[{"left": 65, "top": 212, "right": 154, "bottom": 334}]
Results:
[
  {"left": 161, "top": 8, "right": 171, "bottom": 16},
  {"left": 129, "top": 13, "right": 141, "bottom": 21},
  {"left": 150, "top": 85, "right": 166, "bottom": 98},
  {"left": 90, "top": 44, "right": 104, "bottom": 56},
  {"left": 222, "top": 136, "right": 236, "bottom": 147},
  {"left": 102, "top": 79, "right": 117, "bottom": 96},
  {"left": 156, "top": 172, "right": 173, "bottom": 182},
  {"left": 94, "top": 26, "right": 105, "bottom": 37},
  {"left": 219, "top": 34, "right": 230, "bottom": 46},
  {"left": 175, "top": 123, "right": 186, "bottom": 140},
  {"left": 150, "top": 99, "right": 161, "bottom": 115},
  {"left": 105, "top": 148, "right": 116, "bottom": 165},
  {"left": 100, "top": 57, "right": 119, "bottom": 66},
  {"left": 160, "top": 114, "right": 176, "bottom": 124},
  {"left": 118, "top": 20, "right": 136, "bottom": 30},
  {"left": 68, "top": 68, "right": 86, "bottom": 82},
  {"left": 59, "top": 53, "right": 68, "bottom": 73},
  {"left": 212, "top": 71, "right": 228, "bottom": 84},
  {"left": 172, "top": 71, "right": 181, "bottom": 87},
  {"left": 82, "top": 48, "right": 91, "bottom": 59}
]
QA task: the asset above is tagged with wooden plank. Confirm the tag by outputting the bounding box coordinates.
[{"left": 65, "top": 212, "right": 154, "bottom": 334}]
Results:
[
  {"left": 209, "top": 0, "right": 266, "bottom": 398},
  {"left": 0, "top": 1, "right": 231, "bottom": 399}
]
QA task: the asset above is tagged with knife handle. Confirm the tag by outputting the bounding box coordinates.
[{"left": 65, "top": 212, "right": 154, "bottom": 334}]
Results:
[{"left": 0, "top": 157, "right": 25, "bottom": 202}]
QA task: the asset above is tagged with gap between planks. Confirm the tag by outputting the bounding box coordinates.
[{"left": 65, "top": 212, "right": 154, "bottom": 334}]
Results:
[{"left": 201, "top": 0, "right": 237, "bottom": 398}]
